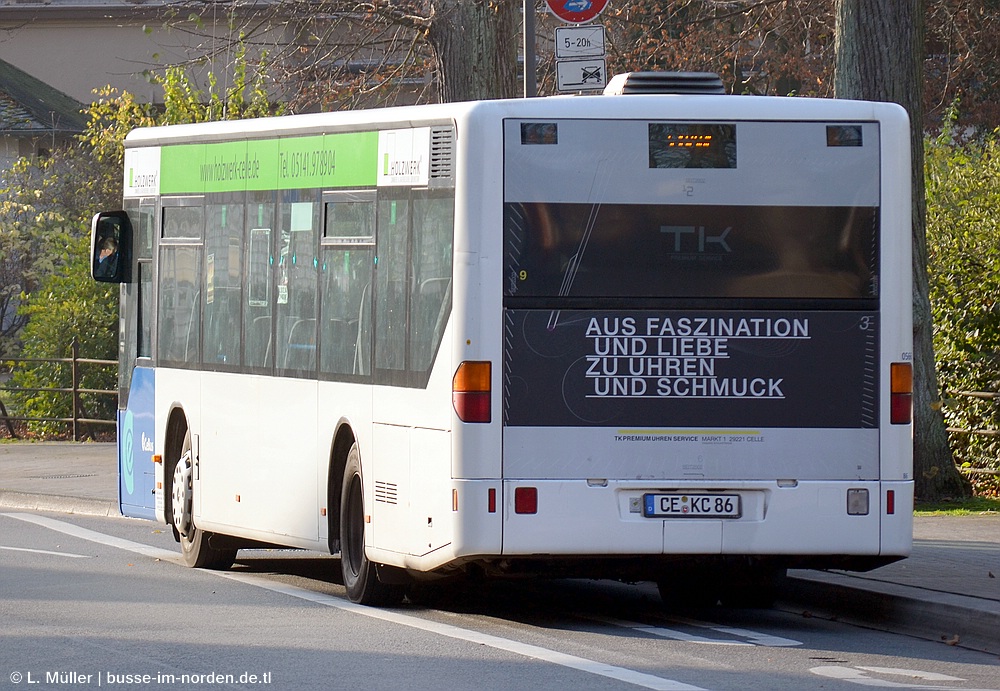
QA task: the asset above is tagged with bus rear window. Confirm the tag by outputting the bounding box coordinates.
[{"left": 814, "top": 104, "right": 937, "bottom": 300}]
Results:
[{"left": 504, "top": 202, "right": 878, "bottom": 300}]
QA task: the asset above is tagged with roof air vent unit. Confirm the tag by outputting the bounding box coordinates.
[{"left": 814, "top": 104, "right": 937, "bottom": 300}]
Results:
[
  {"left": 603, "top": 72, "right": 725, "bottom": 95},
  {"left": 429, "top": 125, "right": 455, "bottom": 187}
]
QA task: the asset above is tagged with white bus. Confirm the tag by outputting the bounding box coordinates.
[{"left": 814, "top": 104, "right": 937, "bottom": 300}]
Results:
[{"left": 92, "top": 73, "right": 913, "bottom": 606}]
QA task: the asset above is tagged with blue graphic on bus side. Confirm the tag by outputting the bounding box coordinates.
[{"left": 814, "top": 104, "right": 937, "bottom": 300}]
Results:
[
  {"left": 121, "top": 409, "right": 135, "bottom": 495},
  {"left": 119, "top": 367, "right": 156, "bottom": 519}
]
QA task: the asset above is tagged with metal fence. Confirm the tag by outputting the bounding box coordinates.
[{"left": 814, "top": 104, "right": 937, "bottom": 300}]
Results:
[
  {"left": 0, "top": 339, "right": 116, "bottom": 441},
  {"left": 945, "top": 390, "right": 1000, "bottom": 477}
]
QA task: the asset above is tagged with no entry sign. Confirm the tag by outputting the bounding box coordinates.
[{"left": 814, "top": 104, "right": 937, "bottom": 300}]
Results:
[{"left": 546, "top": 0, "right": 609, "bottom": 24}]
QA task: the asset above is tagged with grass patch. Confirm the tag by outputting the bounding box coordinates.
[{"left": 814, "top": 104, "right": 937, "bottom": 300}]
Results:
[{"left": 914, "top": 496, "right": 1000, "bottom": 515}]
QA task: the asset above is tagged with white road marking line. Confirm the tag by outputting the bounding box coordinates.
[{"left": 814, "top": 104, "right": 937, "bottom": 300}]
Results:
[
  {"left": 0, "top": 545, "right": 91, "bottom": 558},
  {"left": 4, "top": 512, "right": 710, "bottom": 691},
  {"left": 855, "top": 667, "right": 963, "bottom": 682},
  {"left": 587, "top": 614, "right": 803, "bottom": 648},
  {"left": 666, "top": 616, "right": 803, "bottom": 647},
  {"left": 585, "top": 614, "right": 751, "bottom": 646},
  {"left": 219, "top": 571, "right": 708, "bottom": 691},
  {"left": 811, "top": 665, "right": 997, "bottom": 690},
  {"left": 3, "top": 513, "right": 178, "bottom": 561}
]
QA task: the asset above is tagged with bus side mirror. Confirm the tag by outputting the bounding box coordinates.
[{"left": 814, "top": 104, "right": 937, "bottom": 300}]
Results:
[{"left": 91, "top": 211, "right": 131, "bottom": 283}]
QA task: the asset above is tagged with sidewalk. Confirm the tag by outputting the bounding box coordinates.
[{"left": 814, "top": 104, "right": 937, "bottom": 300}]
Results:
[{"left": 1, "top": 441, "right": 997, "bottom": 655}]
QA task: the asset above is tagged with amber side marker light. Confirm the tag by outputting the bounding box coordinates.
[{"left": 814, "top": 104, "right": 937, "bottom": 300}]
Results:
[
  {"left": 453, "top": 361, "right": 491, "bottom": 423},
  {"left": 890, "top": 362, "right": 913, "bottom": 425}
]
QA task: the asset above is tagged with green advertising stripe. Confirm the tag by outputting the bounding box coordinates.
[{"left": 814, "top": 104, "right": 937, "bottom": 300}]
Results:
[{"left": 159, "top": 132, "right": 379, "bottom": 194}]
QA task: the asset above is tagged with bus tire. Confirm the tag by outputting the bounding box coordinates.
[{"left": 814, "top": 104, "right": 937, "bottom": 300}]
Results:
[
  {"left": 340, "top": 443, "right": 404, "bottom": 606},
  {"left": 171, "top": 430, "right": 237, "bottom": 570}
]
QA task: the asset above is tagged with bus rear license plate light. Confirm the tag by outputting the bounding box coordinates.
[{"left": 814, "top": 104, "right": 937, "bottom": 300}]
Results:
[
  {"left": 847, "top": 488, "right": 869, "bottom": 515},
  {"left": 514, "top": 487, "right": 537, "bottom": 514}
]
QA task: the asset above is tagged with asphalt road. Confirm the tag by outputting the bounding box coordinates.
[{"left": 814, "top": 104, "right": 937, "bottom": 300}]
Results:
[{"left": 2, "top": 510, "right": 998, "bottom": 691}]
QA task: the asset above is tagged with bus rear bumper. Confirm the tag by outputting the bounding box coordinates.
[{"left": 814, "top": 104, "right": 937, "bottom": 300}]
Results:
[{"left": 494, "top": 479, "right": 913, "bottom": 562}]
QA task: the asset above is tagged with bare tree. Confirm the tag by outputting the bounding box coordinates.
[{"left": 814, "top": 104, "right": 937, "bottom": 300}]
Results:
[
  {"left": 154, "top": 1, "right": 519, "bottom": 109},
  {"left": 835, "top": 0, "right": 970, "bottom": 500},
  {"left": 425, "top": 0, "right": 519, "bottom": 102}
]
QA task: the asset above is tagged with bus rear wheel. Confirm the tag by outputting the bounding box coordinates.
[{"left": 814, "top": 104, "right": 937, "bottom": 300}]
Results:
[
  {"left": 171, "top": 430, "right": 237, "bottom": 570},
  {"left": 339, "top": 444, "right": 404, "bottom": 606}
]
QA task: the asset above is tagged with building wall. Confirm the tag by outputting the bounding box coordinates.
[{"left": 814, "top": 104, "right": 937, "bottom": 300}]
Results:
[
  {"left": 0, "top": 5, "right": 290, "bottom": 105},
  {"left": 0, "top": 135, "right": 18, "bottom": 170}
]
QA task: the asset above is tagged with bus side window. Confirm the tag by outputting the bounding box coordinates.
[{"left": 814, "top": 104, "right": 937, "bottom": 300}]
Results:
[
  {"left": 320, "top": 193, "right": 375, "bottom": 380},
  {"left": 245, "top": 201, "right": 275, "bottom": 371},
  {"left": 410, "top": 195, "right": 453, "bottom": 372},
  {"left": 203, "top": 199, "right": 244, "bottom": 368},
  {"left": 375, "top": 197, "right": 409, "bottom": 376},
  {"left": 275, "top": 196, "right": 319, "bottom": 375},
  {"left": 158, "top": 203, "right": 204, "bottom": 367}
]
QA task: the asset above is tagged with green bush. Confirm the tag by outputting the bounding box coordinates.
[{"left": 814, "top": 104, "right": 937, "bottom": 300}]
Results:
[
  {"left": 2, "top": 43, "right": 277, "bottom": 438},
  {"left": 8, "top": 235, "right": 117, "bottom": 437},
  {"left": 926, "top": 125, "right": 1000, "bottom": 498}
]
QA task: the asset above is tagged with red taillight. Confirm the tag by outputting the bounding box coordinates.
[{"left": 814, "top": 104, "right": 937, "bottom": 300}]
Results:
[
  {"left": 890, "top": 362, "right": 912, "bottom": 425},
  {"left": 514, "top": 487, "right": 537, "bottom": 514},
  {"left": 886, "top": 489, "right": 895, "bottom": 515},
  {"left": 453, "top": 361, "right": 491, "bottom": 423},
  {"left": 488, "top": 488, "right": 497, "bottom": 513}
]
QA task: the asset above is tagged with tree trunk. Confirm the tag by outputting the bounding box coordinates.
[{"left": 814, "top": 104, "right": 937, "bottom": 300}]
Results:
[
  {"left": 834, "top": 0, "right": 970, "bottom": 500},
  {"left": 426, "top": 0, "right": 519, "bottom": 102}
]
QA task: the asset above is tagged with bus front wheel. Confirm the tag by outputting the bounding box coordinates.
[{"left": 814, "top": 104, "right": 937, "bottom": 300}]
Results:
[
  {"left": 171, "top": 430, "right": 236, "bottom": 570},
  {"left": 339, "top": 444, "right": 404, "bottom": 606}
]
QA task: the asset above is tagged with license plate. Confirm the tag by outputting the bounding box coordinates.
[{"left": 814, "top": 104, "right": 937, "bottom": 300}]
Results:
[{"left": 643, "top": 493, "right": 741, "bottom": 518}]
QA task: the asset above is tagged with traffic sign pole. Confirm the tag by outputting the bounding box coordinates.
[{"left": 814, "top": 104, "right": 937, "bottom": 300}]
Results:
[{"left": 523, "top": 0, "right": 537, "bottom": 97}]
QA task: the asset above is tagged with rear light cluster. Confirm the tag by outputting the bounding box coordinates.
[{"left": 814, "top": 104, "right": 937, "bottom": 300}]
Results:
[
  {"left": 453, "top": 361, "right": 491, "bottom": 423},
  {"left": 890, "top": 362, "right": 912, "bottom": 425}
]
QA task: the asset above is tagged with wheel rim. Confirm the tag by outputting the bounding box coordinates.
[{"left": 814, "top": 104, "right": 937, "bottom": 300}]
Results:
[{"left": 171, "top": 451, "right": 193, "bottom": 538}]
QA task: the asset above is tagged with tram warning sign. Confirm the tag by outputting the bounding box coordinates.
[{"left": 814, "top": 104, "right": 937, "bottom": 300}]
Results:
[{"left": 546, "top": 0, "right": 610, "bottom": 24}]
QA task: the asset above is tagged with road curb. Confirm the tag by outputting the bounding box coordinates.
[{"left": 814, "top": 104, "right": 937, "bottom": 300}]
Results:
[
  {"left": 0, "top": 490, "right": 119, "bottom": 518},
  {"left": 781, "top": 572, "right": 1000, "bottom": 657}
]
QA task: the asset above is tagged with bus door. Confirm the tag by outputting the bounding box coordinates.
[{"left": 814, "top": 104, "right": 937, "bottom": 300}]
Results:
[{"left": 118, "top": 197, "right": 157, "bottom": 518}]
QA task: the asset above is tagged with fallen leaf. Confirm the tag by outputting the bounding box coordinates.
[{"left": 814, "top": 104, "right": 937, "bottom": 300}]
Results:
[{"left": 942, "top": 634, "right": 960, "bottom": 646}]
